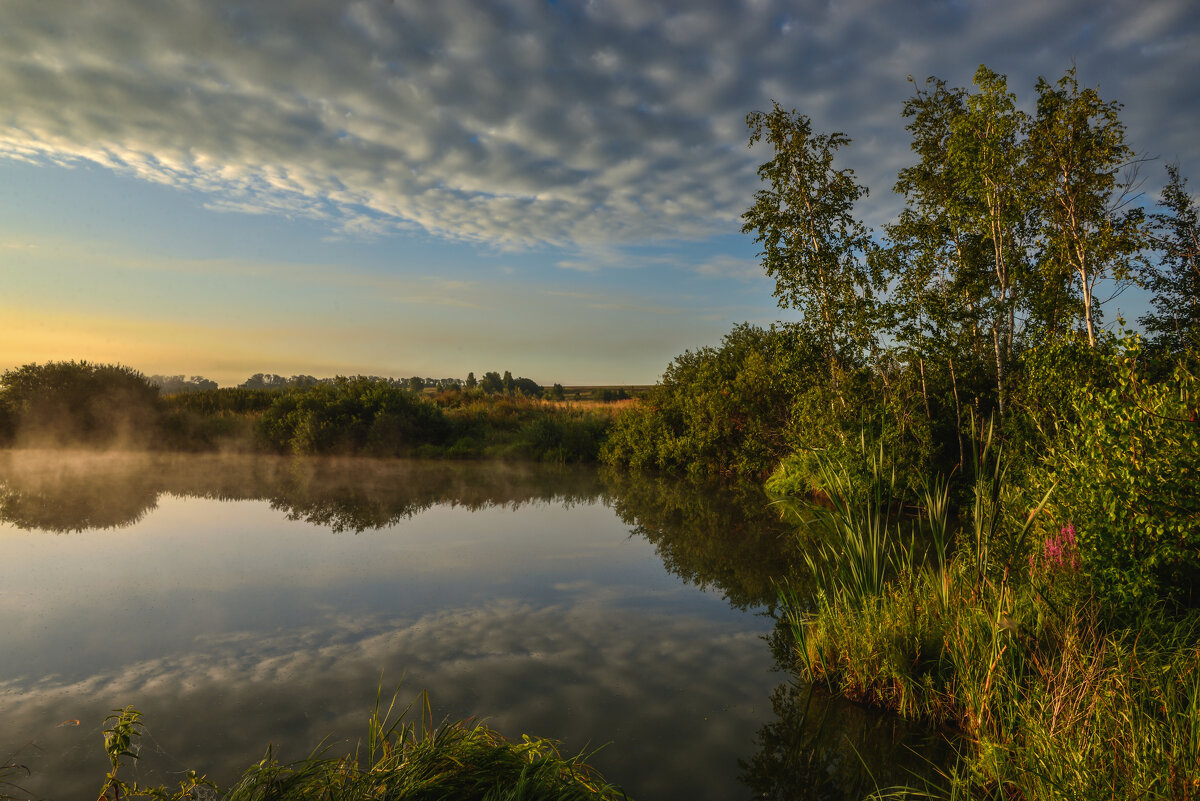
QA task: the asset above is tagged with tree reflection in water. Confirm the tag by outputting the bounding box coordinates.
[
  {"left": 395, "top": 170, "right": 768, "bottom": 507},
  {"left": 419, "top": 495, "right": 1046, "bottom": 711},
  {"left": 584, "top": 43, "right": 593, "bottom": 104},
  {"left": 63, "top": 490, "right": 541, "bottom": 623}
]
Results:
[
  {"left": 0, "top": 451, "right": 603, "bottom": 533},
  {"left": 599, "top": 465, "right": 959, "bottom": 799},
  {"left": 740, "top": 620, "right": 961, "bottom": 800}
]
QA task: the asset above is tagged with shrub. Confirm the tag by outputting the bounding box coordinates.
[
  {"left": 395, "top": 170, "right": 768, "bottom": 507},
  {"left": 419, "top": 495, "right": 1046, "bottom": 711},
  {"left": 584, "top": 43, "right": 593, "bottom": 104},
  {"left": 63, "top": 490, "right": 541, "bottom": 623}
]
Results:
[
  {"left": 603, "top": 323, "right": 825, "bottom": 478},
  {"left": 0, "top": 361, "right": 161, "bottom": 448},
  {"left": 1030, "top": 336, "right": 1200, "bottom": 615},
  {"left": 257, "top": 378, "right": 448, "bottom": 456}
]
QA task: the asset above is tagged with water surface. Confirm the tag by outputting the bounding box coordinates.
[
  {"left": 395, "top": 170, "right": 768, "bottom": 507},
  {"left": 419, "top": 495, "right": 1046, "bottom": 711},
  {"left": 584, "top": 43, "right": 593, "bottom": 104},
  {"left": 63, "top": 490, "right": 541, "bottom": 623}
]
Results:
[{"left": 0, "top": 452, "right": 949, "bottom": 800}]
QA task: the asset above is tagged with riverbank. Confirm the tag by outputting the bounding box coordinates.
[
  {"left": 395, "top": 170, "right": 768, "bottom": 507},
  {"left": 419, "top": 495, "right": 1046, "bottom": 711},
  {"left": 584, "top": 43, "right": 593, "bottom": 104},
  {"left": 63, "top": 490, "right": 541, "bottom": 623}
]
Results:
[{"left": 770, "top": 432, "right": 1200, "bottom": 799}]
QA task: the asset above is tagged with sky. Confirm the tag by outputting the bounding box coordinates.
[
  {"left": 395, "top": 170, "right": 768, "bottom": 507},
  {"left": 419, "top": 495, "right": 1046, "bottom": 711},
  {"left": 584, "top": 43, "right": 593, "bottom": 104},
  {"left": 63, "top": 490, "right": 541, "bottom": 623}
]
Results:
[{"left": 1, "top": 0, "right": 1198, "bottom": 386}]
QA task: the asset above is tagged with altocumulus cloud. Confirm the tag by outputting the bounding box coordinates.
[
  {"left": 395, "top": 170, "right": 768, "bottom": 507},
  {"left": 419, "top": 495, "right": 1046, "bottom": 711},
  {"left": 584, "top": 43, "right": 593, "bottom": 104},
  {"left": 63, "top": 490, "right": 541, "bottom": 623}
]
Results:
[{"left": 1, "top": 0, "right": 1196, "bottom": 251}]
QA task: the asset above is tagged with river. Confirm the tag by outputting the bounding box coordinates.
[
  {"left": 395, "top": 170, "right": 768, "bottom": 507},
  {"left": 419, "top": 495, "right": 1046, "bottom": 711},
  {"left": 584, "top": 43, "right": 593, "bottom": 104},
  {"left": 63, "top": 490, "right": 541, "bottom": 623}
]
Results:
[{"left": 0, "top": 451, "right": 949, "bottom": 800}]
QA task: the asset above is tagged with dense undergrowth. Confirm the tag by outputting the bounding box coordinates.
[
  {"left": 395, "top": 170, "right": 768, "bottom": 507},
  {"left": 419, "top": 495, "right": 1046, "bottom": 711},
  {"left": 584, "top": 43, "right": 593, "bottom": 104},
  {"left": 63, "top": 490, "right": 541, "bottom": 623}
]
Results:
[{"left": 770, "top": 392, "right": 1200, "bottom": 799}]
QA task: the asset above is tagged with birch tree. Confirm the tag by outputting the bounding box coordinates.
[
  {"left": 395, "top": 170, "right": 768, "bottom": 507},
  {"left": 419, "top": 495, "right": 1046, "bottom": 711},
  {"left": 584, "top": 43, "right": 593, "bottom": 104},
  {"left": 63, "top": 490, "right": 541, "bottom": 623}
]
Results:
[{"left": 741, "top": 103, "right": 881, "bottom": 398}]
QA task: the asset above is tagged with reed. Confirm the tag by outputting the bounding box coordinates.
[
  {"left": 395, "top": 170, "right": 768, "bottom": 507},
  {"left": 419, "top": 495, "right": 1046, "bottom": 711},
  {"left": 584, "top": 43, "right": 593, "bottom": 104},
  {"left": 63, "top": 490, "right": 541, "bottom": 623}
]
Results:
[{"left": 776, "top": 427, "right": 1200, "bottom": 799}]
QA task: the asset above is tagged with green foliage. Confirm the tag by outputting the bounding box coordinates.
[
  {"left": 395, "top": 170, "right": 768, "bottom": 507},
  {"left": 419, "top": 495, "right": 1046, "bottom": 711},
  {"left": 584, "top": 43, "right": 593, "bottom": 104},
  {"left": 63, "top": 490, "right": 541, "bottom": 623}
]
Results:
[
  {"left": 1029, "top": 66, "right": 1146, "bottom": 348},
  {"left": 603, "top": 323, "right": 821, "bottom": 478},
  {"left": 239, "top": 373, "right": 319, "bottom": 391},
  {"left": 37, "top": 699, "right": 624, "bottom": 801},
  {"left": 223, "top": 693, "right": 627, "bottom": 801},
  {"left": 741, "top": 102, "right": 882, "bottom": 374},
  {"left": 149, "top": 375, "right": 218, "bottom": 394},
  {"left": 99, "top": 707, "right": 214, "bottom": 801},
  {"left": 257, "top": 377, "right": 449, "bottom": 456},
  {"left": 163, "top": 387, "right": 281, "bottom": 416},
  {"left": 0, "top": 361, "right": 162, "bottom": 448},
  {"left": 606, "top": 321, "right": 939, "bottom": 482},
  {"left": 1005, "top": 333, "right": 1114, "bottom": 459},
  {"left": 1030, "top": 335, "right": 1200, "bottom": 614},
  {"left": 788, "top": 437, "right": 910, "bottom": 611},
  {"left": 512, "top": 376, "right": 542, "bottom": 397},
  {"left": 480, "top": 371, "right": 504, "bottom": 394},
  {"left": 515, "top": 410, "right": 608, "bottom": 463},
  {"left": 776, "top": 433, "right": 1200, "bottom": 799}
]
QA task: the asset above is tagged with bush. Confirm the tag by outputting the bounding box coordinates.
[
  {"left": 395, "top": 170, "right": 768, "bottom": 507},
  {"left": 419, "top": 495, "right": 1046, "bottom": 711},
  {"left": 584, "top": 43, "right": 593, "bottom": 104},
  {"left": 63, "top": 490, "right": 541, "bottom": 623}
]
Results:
[
  {"left": 0, "top": 361, "right": 161, "bottom": 448},
  {"left": 1030, "top": 336, "right": 1200, "bottom": 615},
  {"left": 603, "top": 323, "right": 824, "bottom": 478},
  {"left": 257, "top": 378, "right": 449, "bottom": 456}
]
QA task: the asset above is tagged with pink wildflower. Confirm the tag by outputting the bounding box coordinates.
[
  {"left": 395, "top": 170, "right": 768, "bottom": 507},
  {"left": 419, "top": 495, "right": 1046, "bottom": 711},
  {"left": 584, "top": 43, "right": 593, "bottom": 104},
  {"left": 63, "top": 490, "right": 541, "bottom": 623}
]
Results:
[{"left": 1031, "top": 522, "right": 1081, "bottom": 577}]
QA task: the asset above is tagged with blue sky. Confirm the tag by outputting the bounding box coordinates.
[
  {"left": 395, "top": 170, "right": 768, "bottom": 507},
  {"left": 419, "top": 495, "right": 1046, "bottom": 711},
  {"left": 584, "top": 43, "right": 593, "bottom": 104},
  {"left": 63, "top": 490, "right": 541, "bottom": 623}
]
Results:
[{"left": 2, "top": 0, "right": 1198, "bottom": 385}]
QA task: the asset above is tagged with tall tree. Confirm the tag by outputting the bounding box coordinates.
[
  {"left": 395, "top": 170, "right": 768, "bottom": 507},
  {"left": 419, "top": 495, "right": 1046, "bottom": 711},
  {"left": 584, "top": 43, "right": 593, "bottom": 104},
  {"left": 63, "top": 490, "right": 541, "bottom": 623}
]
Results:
[
  {"left": 1029, "top": 66, "right": 1145, "bottom": 347},
  {"left": 741, "top": 102, "right": 881, "bottom": 398},
  {"left": 945, "top": 66, "right": 1031, "bottom": 419},
  {"left": 887, "top": 76, "right": 982, "bottom": 459},
  {"left": 1141, "top": 164, "right": 1200, "bottom": 351}
]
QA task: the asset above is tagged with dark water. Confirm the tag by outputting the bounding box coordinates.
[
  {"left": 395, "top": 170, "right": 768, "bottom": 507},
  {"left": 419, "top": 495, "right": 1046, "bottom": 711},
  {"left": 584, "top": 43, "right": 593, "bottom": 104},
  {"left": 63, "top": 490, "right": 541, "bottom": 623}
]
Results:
[{"left": 0, "top": 452, "right": 952, "bottom": 800}]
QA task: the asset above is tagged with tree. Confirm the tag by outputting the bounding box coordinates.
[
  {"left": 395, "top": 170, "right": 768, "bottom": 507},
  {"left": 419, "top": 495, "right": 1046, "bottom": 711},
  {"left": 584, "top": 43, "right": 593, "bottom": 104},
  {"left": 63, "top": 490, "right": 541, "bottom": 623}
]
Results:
[
  {"left": 0, "top": 361, "right": 161, "bottom": 447},
  {"left": 149, "top": 375, "right": 218, "bottom": 394},
  {"left": 943, "top": 66, "right": 1034, "bottom": 420},
  {"left": 502, "top": 370, "right": 515, "bottom": 394},
  {"left": 480, "top": 371, "right": 503, "bottom": 394},
  {"left": 408, "top": 376, "right": 425, "bottom": 393},
  {"left": 512, "top": 377, "right": 542, "bottom": 397},
  {"left": 741, "top": 102, "right": 882, "bottom": 398},
  {"left": 466, "top": 372, "right": 477, "bottom": 389},
  {"left": 887, "top": 76, "right": 981, "bottom": 457},
  {"left": 240, "top": 373, "right": 289, "bottom": 390},
  {"left": 1029, "top": 66, "right": 1145, "bottom": 347},
  {"left": 1141, "top": 164, "right": 1200, "bottom": 352}
]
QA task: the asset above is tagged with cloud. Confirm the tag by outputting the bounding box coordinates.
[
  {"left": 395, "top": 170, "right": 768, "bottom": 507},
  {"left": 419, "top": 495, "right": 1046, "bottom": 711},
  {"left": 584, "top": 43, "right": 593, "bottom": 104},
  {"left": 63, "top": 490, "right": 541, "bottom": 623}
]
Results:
[
  {"left": 0, "top": 0, "right": 1195, "bottom": 253},
  {"left": 693, "top": 254, "right": 762, "bottom": 280}
]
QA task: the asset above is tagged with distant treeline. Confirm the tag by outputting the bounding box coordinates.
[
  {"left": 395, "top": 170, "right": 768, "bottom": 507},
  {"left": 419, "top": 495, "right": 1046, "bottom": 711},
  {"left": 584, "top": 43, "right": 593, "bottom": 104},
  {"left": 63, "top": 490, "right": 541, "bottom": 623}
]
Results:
[
  {"left": 0, "top": 361, "right": 620, "bottom": 463},
  {"left": 146, "top": 370, "right": 648, "bottom": 404}
]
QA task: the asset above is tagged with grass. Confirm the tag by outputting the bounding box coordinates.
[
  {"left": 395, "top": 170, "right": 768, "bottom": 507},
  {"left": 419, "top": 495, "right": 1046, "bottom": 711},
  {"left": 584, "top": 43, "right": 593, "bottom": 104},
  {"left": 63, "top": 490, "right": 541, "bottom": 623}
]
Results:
[
  {"left": 772, "top": 426, "right": 1200, "bottom": 800},
  {"left": 11, "top": 694, "right": 629, "bottom": 801}
]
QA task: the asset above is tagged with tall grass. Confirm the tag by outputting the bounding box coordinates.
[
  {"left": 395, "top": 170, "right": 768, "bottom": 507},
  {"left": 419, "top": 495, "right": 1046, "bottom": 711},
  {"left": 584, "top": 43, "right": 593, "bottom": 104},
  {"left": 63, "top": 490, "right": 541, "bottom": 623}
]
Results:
[
  {"left": 224, "top": 692, "right": 627, "bottom": 801},
  {"left": 776, "top": 425, "right": 1200, "bottom": 799}
]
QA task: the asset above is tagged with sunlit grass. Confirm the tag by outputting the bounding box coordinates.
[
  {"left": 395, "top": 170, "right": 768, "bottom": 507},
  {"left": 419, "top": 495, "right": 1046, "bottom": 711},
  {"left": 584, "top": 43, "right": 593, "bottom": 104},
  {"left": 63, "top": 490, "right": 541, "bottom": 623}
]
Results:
[
  {"left": 16, "top": 694, "right": 630, "bottom": 801},
  {"left": 774, "top": 429, "right": 1200, "bottom": 799}
]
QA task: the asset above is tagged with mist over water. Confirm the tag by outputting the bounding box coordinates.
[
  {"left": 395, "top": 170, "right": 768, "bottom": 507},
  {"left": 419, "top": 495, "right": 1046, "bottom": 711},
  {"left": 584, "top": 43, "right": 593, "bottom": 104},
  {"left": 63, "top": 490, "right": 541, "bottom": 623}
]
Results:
[{"left": 0, "top": 453, "right": 948, "bottom": 800}]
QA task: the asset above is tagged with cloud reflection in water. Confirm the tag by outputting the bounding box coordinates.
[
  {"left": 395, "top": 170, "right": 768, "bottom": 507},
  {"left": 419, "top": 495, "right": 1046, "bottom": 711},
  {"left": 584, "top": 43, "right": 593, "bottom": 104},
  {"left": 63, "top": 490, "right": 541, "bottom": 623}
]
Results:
[{"left": 0, "top": 454, "right": 782, "bottom": 801}]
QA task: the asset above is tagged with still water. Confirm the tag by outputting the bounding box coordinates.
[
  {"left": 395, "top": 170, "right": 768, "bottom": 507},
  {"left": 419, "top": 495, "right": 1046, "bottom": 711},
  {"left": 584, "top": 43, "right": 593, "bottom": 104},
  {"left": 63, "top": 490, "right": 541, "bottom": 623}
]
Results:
[{"left": 0, "top": 452, "right": 949, "bottom": 800}]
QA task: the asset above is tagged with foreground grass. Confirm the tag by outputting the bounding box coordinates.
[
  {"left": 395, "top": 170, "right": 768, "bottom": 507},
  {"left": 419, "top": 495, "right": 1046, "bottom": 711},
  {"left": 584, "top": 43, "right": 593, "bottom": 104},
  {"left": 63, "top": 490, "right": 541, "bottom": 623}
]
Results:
[
  {"left": 774, "top": 435, "right": 1200, "bottom": 800},
  {"left": 783, "top": 573, "right": 1200, "bottom": 799},
  {"left": 6, "top": 695, "right": 628, "bottom": 801}
]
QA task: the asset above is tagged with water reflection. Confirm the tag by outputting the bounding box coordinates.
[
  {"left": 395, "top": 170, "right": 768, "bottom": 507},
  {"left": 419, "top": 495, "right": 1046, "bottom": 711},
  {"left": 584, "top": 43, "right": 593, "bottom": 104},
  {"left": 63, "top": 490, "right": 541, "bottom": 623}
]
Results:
[
  {"left": 0, "top": 451, "right": 604, "bottom": 533},
  {"left": 0, "top": 452, "right": 782, "bottom": 801},
  {"left": 739, "top": 620, "right": 960, "bottom": 800},
  {"left": 601, "top": 467, "right": 793, "bottom": 610},
  {"left": 0, "top": 452, "right": 953, "bottom": 800}
]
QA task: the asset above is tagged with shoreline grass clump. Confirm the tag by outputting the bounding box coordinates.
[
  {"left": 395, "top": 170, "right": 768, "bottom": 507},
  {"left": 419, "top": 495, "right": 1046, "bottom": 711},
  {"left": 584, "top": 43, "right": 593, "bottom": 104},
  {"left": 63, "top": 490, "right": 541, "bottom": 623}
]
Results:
[
  {"left": 16, "top": 695, "right": 629, "bottom": 801},
  {"left": 772, "top": 420, "right": 1200, "bottom": 799}
]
